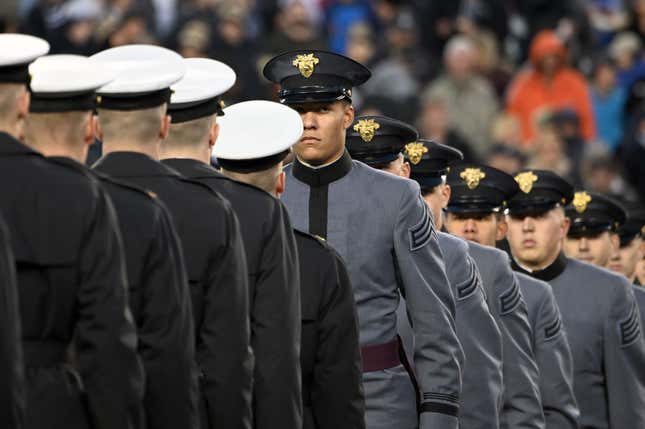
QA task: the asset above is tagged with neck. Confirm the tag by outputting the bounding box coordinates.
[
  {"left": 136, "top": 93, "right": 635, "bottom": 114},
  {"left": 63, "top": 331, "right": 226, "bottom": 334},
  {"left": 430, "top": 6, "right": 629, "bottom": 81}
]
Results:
[
  {"left": 159, "top": 145, "right": 210, "bottom": 165},
  {"left": 297, "top": 151, "right": 344, "bottom": 169},
  {"left": 0, "top": 121, "right": 21, "bottom": 141},
  {"left": 103, "top": 140, "right": 160, "bottom": 160},
  {"left": 30, "top": 140, "right": 87, "bottom": 163}
]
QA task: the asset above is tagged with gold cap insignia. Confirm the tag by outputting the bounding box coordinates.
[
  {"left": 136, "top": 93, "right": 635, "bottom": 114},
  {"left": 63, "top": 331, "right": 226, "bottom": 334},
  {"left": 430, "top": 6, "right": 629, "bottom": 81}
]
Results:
[
  {"left": 218, "top": 99, "right": 226, "bottom": 109},
  {"left": 353, "top": 119, "right": 380, "bottom": 142},
  {"left": 96, "top": 95, "right": 102, "bottom": 105},
  {"left": 405, "top": 143, "right": 428, "bottom": 165},
  {"left": 573, "top": 191, "right": 592, "bottom": 213},
  {"left": 641, "top": 225, "right": 645, "bottom": 235},
  {"left": 292, "top": 53, "right": 319, "bottom": 78},
  {"left": 460, "top": 168, "right": 486, "bottom": 189},
  {"left": 515, "top": 171, "right": 538, "bottom": 194}
]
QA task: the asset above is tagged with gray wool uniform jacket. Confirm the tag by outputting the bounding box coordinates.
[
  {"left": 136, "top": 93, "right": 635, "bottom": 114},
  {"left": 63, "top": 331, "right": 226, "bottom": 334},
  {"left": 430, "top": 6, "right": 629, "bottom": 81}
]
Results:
[
  {"left": 514, "top": 272, "right": 578, "bottom": 428},
  {"left": 466, "top": 241, "right": 545, "bottom": 429},
  {"left": 633, "top": 285, "right": 645, "bottom": 338},
  {"left": 283, "top": 152, "right": 464, "bottom": 429},
  {"left": 398, "top": 232, "right": 503, "bottom": 429},
  {"left": 514, "top": 253, "right": 645, "bottom": 429}
]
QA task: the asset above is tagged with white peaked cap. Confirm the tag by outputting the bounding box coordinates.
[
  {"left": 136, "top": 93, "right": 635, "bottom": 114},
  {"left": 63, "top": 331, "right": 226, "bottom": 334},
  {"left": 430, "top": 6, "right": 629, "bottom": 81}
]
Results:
[
  {"left": 90, "top": 44, "right": 185, "bottom": 95},
  {"left": 214, "top": 100, "right": 303, "bottom": 161},
  {"left": 29, "top": 54, "right": 115, "bottom": 95},
  {"left": 0, "top": 33, "right": 50, "bottom": 67},
  {"left": 170, "top": 58, "right": 236, "bottom": 107}
]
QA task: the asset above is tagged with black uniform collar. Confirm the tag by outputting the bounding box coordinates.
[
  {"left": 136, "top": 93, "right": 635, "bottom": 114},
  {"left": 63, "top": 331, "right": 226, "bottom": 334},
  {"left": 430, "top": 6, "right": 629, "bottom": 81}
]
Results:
[
  {"left": 162, "top": 157, "right": 224, "bottom": 179},
  {"left": 0, "top": 131, "right": 41, "bottom": 157},
  {"left": 512, "top": 251, "right": 568, "bottom": 282},
  {"left": 292, "top": 150, "right": 353, "bottom": 187},
  {"left": 93, "top": 151, "right": 182, "bottom": 178}
]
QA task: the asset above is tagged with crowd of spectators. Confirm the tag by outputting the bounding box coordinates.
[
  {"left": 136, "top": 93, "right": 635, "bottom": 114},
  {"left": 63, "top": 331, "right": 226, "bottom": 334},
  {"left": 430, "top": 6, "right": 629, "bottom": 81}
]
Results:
[{"left": 1, "top": 0, "right": 644, "bottom": 202}]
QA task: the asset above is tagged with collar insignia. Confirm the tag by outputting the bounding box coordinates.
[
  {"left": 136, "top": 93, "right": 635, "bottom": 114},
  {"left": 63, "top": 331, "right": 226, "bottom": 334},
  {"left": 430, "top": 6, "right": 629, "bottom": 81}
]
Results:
[
  {"left": 353, "top": 119, "right": 380, "bottom": 142},
  {"left": 573, "top": 191, "right": 592, "bottom": 213},
  {"left": 515, "top": 171, "right": 538, "bottom": 194},
  {"left": 405, "top": 143, "right": 428, "bottom": 165},
  {"left": 460, "top": 167, "right": 486, "bottom": 189},
  {"left": 292, "top": 53, "right": 319, "bottom": 78}
]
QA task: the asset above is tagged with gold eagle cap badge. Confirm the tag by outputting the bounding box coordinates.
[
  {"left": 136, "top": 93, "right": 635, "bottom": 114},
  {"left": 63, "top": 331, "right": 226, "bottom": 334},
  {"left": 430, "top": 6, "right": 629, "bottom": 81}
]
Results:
[
  {"left": 460, "top": 168, "right": 486, "bottom": 189},
  {"left": 573, "top": 191, "right": 592, "bottom": 213},
  {"left": 515, "top": 171, "right": 538, "bottom": 194},
  {"left": 353, "top": 119, "right": 380, "bottom": 142},
  {"left": 292, "top": 53, "right": 319, "bottom": 78},
  {"left": 405, "top": 143, "right": 428, "bottom": 165}
]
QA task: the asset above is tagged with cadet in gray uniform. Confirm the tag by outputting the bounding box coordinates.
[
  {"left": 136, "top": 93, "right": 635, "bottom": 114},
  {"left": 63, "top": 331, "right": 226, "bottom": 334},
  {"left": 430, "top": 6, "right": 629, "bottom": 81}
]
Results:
[
  {"left": 506, "top": 170, "right": 645, "bottom": 428},
  {"left": 264, "top": 51, "right": 463, "bottom": 429},
  {"left": 612, "top": 201, "right": 645, "bottom": 329},
  {"left": 445, "top": 164, "right": 577, "bottom": 428},
  {"left": 444, "top": 165, "right": 547, "bottom": 429},
  {"left": 566, "top": 194, "right": 645, "bottom": 349},
  {"left": 347, "top": 133, "right": 503, "bottom": 429}
]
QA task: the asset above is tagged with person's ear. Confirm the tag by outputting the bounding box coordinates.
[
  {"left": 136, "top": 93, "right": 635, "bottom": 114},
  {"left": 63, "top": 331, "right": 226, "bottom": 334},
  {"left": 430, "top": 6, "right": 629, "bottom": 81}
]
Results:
[
  {"left": 496, "top": 216, "right": 508, "bottom": 241},
  {"left": 159, "top": 114, "right": 171, "bottom": 140},
  {"left": 17, "top": 88, "right": 30, "bottom": 120},
  {"left": 401, "top": 161, "right": 411, "bottom": 178},
  {"left": 441, "top": 183, "right": 451, "bottom": 209},
  {"left": 84, "top": 113, "right": 96, "bottom": 146},
  {"left": 276, "top": 171, "right": 286, "bottom": 196},
  {"left": 93, "top": 114, "right": 103, "bottom": 141},
  {"left": 561, "top": 216, "right": 571, "bottom": 238},
  {"left": 209, "top": 121, "right": 220, "bottom": 148},
  {"left": 342, "top": 103, "right": 355, "bottom": 129},
  {"left": 610, "top": 233, "right": 620, "bottom": 252}
]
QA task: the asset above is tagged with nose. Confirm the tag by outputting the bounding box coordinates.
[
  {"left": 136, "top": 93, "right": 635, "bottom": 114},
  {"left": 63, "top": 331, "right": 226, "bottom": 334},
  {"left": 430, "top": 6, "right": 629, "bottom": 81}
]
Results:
[
  {"left": 522, "top": 216, "right": 534, "bottom": 232},
  {"left": 464, "top": 219, "right": 477, "bottom": 234},
  {"left": 579, "top": 237, "right": 589, "bottom": 251},
  {"left": 301, "top": 111, "right": 318, "bottom": 129}
]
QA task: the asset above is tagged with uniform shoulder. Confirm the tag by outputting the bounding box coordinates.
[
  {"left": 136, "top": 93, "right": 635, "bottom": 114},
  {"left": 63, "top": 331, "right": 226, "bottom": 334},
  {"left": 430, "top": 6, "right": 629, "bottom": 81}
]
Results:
[
  {"left": 515, "top": 271, "right": 552, "bottom": 293},
  {"left": 437, "top": 231, "right": 468, "bottom": 255},
  {"left": 467, "top": 240, "right": 508, "bottom": 261},
  {"left": 353, "top": 160, "right": 420, "bottom": 196},
  {"left": 294, "top": 228, "right": 331, "bottom": 250},
  {"left": 568, "top": 258, "right": 633, "bottom": 295}
]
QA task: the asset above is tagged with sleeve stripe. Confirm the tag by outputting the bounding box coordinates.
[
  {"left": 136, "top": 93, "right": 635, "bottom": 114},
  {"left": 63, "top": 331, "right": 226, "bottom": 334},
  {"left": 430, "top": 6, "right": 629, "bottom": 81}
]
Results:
[
  {"left": 544, "top": 316, "right": 562, "bottom": 340},
  {"left": 619, "top": 302, "right": 642, "bottom": 347},
  {"left": 456, "top": 276, "right": 478, "bottom": 300},
  {"left": 423, "top": 392, "right": 459, "bottom": 402},
  {"left": 420, "top": 402, "right": 459, "bottom": 417},
  {"left": 500, "top": 281, "right": 521, "bottom": 315},
  {"left": 409, "top": 208, "right": 433, "bottom": 251}
]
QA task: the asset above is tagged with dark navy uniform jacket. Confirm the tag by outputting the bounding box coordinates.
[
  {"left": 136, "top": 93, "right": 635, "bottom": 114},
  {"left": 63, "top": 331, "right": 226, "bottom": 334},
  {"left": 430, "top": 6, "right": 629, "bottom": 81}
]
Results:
[
  {"left": 162, "top": 158, "right": 302, "bottom": 429},
  {"left": 94, "top": 151, "right": 252, "bottom": 429},
  {"left": 0, "top": 213, "right": 23, "bottom": 429},
  {"left": 294, "top": 230, "right": 364, "bottom": 429},
  {"left": 0, "top": 132, "right": 143, "bottom": 429}
]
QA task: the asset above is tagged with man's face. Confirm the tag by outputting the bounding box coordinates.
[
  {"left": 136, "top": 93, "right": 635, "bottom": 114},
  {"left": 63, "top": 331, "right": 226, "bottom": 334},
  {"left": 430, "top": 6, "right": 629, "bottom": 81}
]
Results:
[
  {"left": 506, "top": 208, "right": 569, "bottom": 269},
  {"left": 378, "top": 156, "right": 410, "bottom": 178},
  {"left": 563, "top": 231, "right": 617, "bottom": 268},
  {"left": 421, "top": 183, "right": 450, "bottom": 231},
  {"left": 291, "top": 101, "right": 354, "bottom": 166},
  {"left": 445, "top": 212, "right": 501, "bottom": 246},
  {"left": 609, "top": 237, "right": 643, "bottom": 280}
]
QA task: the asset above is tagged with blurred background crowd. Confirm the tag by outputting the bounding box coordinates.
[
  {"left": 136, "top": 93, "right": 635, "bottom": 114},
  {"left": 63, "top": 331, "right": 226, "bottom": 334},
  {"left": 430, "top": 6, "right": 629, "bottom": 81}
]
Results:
[{"left": 1, "top": 0, "right": 644, "bottom": 203}]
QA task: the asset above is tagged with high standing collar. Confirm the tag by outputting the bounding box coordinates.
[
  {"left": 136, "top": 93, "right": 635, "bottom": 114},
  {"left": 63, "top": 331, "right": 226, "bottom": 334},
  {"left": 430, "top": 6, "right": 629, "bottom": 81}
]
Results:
[
  {"left": 512, "top": 251, "right": 568, "bottom": 282},
  {"left": 292, "top": 150, "right": 353, "bottom": 187},
  {"left": 0, "top": 131, "right": 42, "bottom": 157},
  {"left": 162, "top": 158, "right": 224, "bottom": 179},
  {"left": 92, "top": 151, "right": 182, "bottom": 178}
]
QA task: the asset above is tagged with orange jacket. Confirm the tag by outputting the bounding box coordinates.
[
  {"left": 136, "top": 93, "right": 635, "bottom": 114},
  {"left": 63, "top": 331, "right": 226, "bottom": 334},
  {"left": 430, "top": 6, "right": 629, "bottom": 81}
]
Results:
[{"left": 506, "top": 31, "right": 596, "bottom": 144}]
